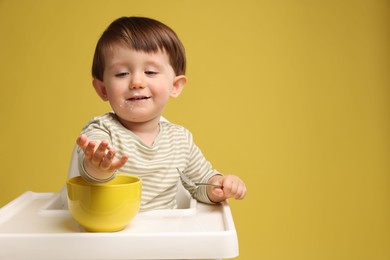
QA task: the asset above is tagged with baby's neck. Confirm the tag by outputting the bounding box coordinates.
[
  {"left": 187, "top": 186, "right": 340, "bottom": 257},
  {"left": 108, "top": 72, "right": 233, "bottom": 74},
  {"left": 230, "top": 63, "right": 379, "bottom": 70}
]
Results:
[
  {"left": 134, "top": 127, "right": 160, "bottom": 147},
  {"left": 122, "top": 119, "right": 160, "bottom": 146}
]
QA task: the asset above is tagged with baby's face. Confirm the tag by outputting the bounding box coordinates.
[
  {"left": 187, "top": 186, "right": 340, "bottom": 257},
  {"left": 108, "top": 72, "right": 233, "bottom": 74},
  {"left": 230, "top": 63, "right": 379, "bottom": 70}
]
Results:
[{"left": 98, "top": 46, "right": 183, "bottom": 127}]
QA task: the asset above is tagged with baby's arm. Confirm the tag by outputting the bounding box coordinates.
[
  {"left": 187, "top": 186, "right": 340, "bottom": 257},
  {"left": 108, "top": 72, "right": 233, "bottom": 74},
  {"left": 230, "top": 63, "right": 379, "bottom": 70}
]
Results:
[
  {"left": 206, "top": 174, "right": 247, "bottom": 203},
  {"left": 77, "top": 134, "right": 128, "bottom": 181}
]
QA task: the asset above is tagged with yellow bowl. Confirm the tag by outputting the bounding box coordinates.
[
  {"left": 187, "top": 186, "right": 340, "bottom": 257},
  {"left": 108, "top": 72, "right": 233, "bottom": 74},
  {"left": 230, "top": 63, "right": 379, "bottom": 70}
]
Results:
[{"left": 67, "top": 174, "right": 141, "bottom": 232}]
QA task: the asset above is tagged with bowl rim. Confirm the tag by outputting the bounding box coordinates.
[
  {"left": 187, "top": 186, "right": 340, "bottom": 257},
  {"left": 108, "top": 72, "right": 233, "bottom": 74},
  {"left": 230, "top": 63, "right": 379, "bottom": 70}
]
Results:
[{"left": 67, "top": 174, "right": 141, "bottom": 187}]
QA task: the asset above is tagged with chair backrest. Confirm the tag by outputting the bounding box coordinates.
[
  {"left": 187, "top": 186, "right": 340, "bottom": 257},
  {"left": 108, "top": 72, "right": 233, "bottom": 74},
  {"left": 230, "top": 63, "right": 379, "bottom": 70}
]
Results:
[{"left": 67, "top": 145, "right": 80, "bottom": 179}]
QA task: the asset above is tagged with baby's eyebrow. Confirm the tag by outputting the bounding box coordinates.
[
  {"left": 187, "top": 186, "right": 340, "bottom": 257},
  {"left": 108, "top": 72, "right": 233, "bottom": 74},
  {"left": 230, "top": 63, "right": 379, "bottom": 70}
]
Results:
[
  {"left": 105, "top": 62, "right": 129, "bottom": 72},
  {"left": 143, "top": 59, "right": 164, "bottom": 68}
]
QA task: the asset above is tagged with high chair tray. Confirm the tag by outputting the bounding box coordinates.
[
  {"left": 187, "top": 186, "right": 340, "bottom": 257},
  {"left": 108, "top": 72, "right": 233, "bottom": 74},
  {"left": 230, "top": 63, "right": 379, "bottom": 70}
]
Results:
[{"left": 0, "top": 191, "right": 238, "bottom": 259}]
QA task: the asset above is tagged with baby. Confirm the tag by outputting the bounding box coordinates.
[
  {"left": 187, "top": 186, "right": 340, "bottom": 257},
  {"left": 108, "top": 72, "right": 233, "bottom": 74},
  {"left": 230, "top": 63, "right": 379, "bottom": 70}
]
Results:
[{"left": 76, "top": 16, "right": 246, "bottom": 211}]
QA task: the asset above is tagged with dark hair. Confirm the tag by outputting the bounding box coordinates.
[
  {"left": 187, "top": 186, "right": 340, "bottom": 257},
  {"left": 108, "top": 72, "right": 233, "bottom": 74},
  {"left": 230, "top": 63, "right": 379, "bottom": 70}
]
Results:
[{"left": 92, "top": 17, "right": 186, "bottom": 80}]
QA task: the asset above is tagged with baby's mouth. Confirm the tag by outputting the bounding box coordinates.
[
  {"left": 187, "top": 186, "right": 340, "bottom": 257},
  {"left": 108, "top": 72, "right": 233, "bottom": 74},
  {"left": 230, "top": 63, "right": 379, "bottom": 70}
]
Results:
[{"left": 127, "top": 96, "right": 151, "bottom": 101}]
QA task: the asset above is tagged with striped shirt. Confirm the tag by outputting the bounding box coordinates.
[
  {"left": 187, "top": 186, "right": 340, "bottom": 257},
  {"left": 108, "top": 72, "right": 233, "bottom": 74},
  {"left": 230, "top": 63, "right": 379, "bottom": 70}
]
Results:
[{"left": 78, "top": 112, "right": 217, "bottom": 211}]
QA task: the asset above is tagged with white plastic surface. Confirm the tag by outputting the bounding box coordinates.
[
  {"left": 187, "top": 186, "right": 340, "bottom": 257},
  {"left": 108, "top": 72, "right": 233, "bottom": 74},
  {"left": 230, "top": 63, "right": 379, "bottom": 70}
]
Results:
[{"left": 0, "top": 191, "right": 238, "bottom": 260}]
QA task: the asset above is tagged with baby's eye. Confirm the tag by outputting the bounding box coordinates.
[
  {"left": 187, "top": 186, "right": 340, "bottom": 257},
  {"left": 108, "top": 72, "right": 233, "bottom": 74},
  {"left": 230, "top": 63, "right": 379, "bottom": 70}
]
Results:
[
  {"left": 115, "top": 72, "right": 129, "bottom": 77},
  {"left": 145, "top": 71, "right": 158, "bottom": 76}
]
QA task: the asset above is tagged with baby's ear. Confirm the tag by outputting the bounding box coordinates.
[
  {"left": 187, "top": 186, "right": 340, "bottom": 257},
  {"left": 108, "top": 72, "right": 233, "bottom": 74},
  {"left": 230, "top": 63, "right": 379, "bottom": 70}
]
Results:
[
  {"left": 170, "top": 75, "right": 187, "bottom": 98},
  {"left": 92, "top": 79, "right": 109, "bottom": 101}
]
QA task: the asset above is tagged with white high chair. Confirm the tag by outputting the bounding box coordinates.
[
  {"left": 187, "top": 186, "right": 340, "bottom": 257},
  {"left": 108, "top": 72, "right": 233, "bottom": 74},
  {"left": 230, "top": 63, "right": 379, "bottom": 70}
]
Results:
[{"left": 0, "top": 117, "right": 235, "bottom": 260}]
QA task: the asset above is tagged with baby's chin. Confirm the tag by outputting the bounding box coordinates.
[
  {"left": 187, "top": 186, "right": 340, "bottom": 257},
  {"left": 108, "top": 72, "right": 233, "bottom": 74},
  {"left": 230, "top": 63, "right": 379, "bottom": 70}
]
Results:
[{"left": 114, "top": 112, "right": 162, "bottom": 126}]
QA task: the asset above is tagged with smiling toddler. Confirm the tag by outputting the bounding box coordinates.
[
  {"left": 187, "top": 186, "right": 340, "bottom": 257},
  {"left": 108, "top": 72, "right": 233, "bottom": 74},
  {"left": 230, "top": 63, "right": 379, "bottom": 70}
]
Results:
[{"left": 76, "top": 17, "right": 246, "bottom": 211}]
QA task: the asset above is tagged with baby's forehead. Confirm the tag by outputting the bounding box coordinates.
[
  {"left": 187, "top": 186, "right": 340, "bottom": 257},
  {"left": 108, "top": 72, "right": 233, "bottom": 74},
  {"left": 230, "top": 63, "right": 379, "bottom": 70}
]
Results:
[{"left": 102, "top": 44, "right": 173, "bottom": 70}]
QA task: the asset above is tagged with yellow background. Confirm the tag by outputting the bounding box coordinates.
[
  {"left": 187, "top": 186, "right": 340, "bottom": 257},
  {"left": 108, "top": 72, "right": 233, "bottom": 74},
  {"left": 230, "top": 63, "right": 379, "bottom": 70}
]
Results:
[{"left": 0, "top": 0, "right": 389, "bottom": 259}]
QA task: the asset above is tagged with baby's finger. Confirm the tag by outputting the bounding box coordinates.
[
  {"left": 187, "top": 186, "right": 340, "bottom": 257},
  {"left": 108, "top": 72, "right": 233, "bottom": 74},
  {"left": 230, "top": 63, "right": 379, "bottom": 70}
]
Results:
[
  {"left": 212, "top": 187, "right": 225, "bottom": 198},
  {"left": 225, "top": 181, "right": 239, "bottom": 198},
  {"left": 111, "top": 154, "right": 129, "bottom": 170},
  {"left": 234, "top": 183, "right": 247, "bottom": 200},
  {"left": 84, "top": 141, "right": 96, "bottom": 160},
  {"left": 100, "top": 149, "right": 115, "bottom": 170},
  {"left": 76, "top": 134, "right": 88, "bottom": 150},
  {"left": 92, "top": 141, "right": 109, "bottom": 164},
  {"left": 221, "top": 179, "right": 234, "bottom": 197}
]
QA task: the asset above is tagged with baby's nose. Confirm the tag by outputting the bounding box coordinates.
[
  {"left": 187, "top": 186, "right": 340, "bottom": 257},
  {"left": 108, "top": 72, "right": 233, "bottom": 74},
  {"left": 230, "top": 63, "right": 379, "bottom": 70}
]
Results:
[{"left": 130, "top": 74, "right": 145, "bottom": 89}]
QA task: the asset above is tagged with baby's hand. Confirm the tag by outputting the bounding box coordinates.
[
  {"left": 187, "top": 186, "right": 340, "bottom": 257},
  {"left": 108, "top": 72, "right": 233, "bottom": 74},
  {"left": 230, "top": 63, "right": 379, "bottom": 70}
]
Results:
[
  {"left": 207, "top": 174, "right": 247, "bottom": 202},
  {"left": 76, "top": 134, "right": 128, "bottom": 180}
]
